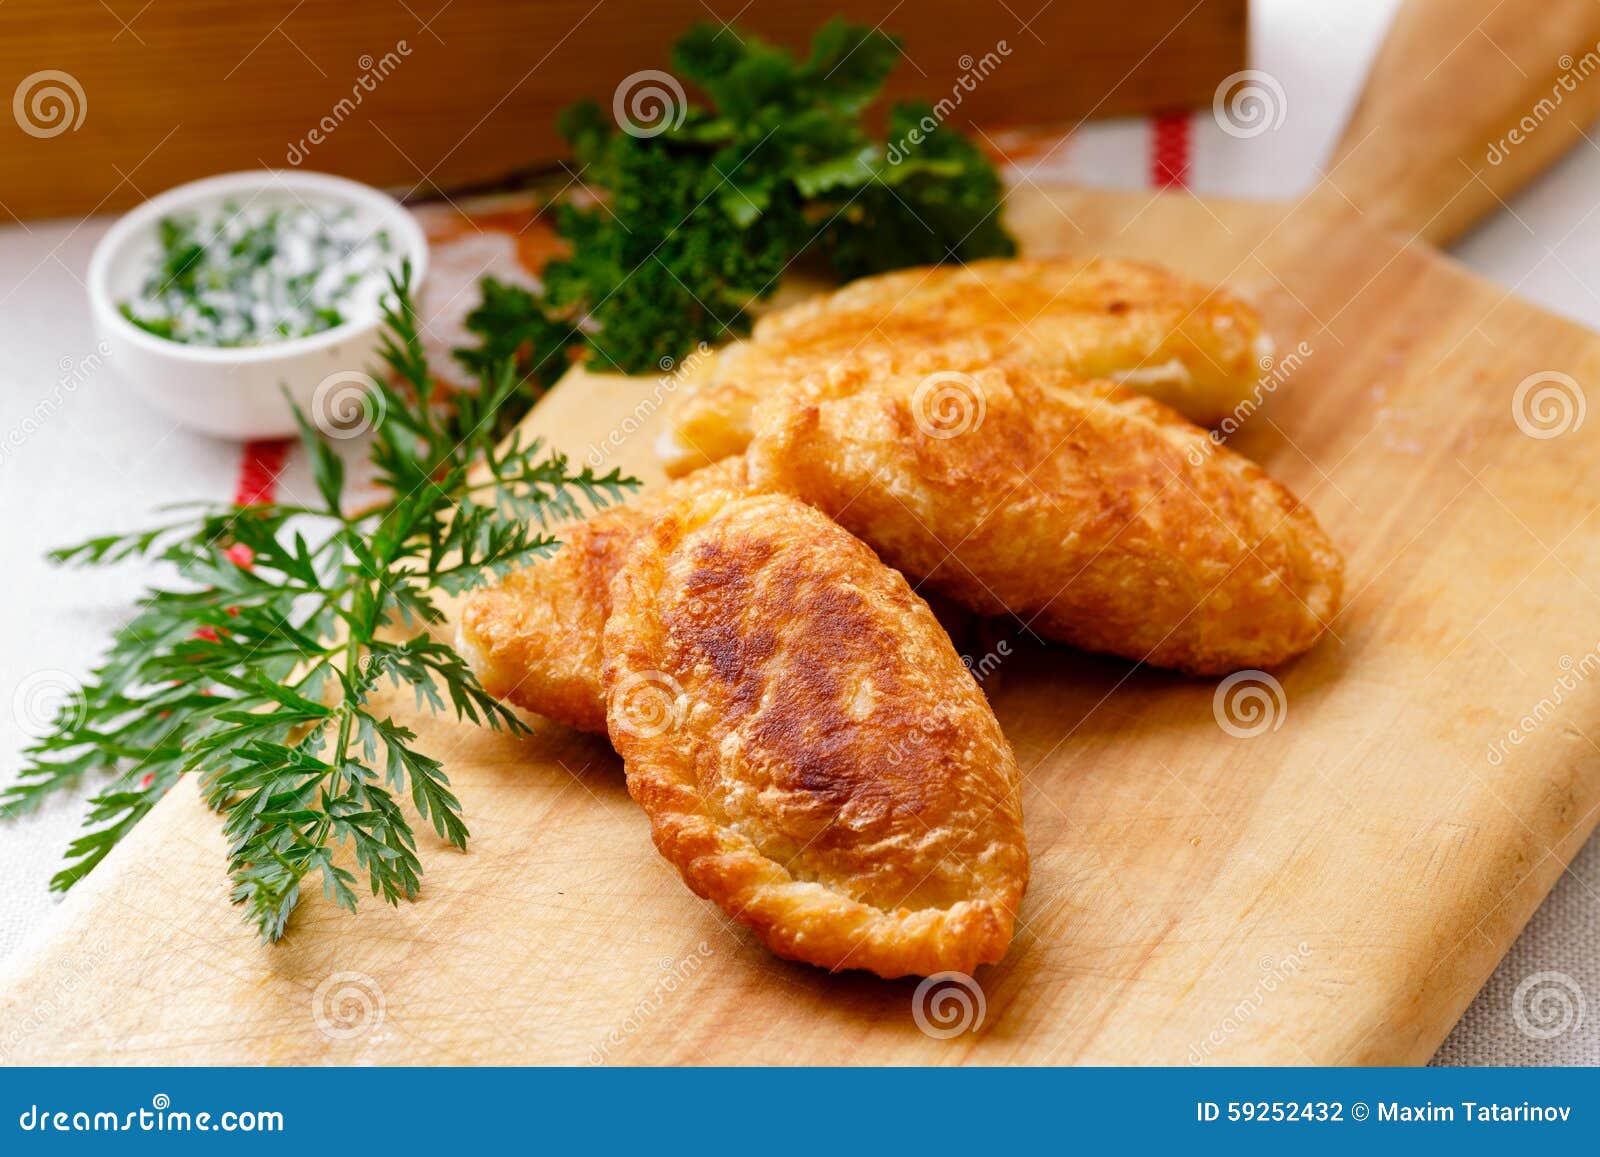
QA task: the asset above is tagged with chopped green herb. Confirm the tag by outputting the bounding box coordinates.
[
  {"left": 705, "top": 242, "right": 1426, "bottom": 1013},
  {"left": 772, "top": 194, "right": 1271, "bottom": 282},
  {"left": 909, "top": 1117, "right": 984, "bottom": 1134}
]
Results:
[{"left": 120, "top": 201, "right": 398, "bottom": 348}]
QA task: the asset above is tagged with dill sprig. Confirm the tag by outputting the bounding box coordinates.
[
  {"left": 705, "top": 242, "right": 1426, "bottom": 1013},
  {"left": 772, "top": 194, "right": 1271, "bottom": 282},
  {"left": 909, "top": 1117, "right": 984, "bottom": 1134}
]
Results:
[{"left": 2, "top": 265, "right": 635, "bottom": 941}]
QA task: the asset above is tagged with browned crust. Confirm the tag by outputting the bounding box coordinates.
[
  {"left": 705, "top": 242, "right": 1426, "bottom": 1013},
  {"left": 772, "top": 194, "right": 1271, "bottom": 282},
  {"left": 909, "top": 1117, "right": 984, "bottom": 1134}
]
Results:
[
  {"left": 455, "top": 457, "right": 749, "bottom": 733},
  {"left": 748, "top": 357, "right": 1344, "bottom": 674},
  {"left": 603, "top": 486, "right": 1029, "bottom": 978},
  {"left": 664, "top": 256, "right": 1270, "bottom": 475}
]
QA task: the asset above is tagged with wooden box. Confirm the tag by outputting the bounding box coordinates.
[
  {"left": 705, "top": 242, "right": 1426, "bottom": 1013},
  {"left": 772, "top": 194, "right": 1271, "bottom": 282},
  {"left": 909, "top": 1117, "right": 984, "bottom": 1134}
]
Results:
[{"left": 0, "top": 1, "right": 1246, "bottom": 220}]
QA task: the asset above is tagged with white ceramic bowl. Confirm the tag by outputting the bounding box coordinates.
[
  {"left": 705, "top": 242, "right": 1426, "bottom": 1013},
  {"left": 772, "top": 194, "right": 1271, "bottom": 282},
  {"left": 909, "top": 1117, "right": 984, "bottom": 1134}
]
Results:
[{"left": 86, "top": 170, "right": 428, "bottom": 440}]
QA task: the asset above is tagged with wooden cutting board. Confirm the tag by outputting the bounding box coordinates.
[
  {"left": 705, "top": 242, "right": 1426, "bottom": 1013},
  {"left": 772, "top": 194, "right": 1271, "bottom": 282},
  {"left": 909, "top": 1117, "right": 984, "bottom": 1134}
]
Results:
[{"left": 5, "top": 0, "right": 1600, "bottom": 1066}]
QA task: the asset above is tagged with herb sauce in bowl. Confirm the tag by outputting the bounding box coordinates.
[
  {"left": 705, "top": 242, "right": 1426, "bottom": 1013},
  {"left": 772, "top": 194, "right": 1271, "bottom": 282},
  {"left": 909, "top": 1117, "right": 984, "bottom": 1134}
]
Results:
[
  {"left": 87, "top": 170, "right": 428, "bottom": 439},
  {"left": 119, "top": 202, "right": 397, "bottom": 348}
]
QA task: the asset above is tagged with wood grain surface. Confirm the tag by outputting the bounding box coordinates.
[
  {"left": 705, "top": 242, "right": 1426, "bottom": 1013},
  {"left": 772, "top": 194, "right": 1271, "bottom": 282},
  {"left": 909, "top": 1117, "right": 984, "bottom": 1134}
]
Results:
[
  {"left": 4, "top": 0, "right": 1600, "bottom": 1066},
  {"left": 0, "top": 0, "right": 1246, "bottom": 221}
]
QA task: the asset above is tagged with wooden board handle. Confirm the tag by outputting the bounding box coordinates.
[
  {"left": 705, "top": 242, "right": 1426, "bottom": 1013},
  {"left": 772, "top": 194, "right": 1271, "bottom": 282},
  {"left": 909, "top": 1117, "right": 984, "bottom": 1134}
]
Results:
[{"left": 1325, "top": 0, "right": 1600, "bottom": 245}]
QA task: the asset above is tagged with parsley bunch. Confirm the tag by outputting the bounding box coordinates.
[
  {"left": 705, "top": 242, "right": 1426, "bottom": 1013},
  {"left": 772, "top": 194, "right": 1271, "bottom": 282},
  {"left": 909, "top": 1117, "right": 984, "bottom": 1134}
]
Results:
[
  {"left": 457, "top": 19, "right": 1015, "bottom": 379},
  {"left": 2, "top": 267, "right": 634, "bottom": 940}
]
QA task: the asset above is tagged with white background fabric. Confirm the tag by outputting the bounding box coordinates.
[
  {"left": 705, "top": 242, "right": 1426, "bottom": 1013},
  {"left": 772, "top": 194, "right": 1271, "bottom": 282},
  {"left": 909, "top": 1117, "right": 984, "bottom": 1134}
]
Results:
[{"left": 0, "top": 0, "right": 1595, "bottom": 1063}]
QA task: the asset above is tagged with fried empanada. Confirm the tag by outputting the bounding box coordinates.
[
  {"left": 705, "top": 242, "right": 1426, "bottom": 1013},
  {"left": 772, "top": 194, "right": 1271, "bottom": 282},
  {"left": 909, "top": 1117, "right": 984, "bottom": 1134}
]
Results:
[
  {"left": 748, "top": 357, "right": 1343, "bottom": 674},
  {"left": 455, "top": 457, "right": 749, "bottom": 733},
  {"left": 458, "top": 454, "right": 987, "bottom": 733},
  {"left": 662, "top": 257, "right": 1271, "bottom": 474},
  {"left": 604, "top": 485, "right": 1029, "bottom": 978}
]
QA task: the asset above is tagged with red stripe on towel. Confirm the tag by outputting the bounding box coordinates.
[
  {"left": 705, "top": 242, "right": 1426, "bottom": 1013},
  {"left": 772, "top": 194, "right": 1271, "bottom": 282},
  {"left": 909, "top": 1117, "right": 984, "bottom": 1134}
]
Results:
[
  {"left": 1151, "top": 113, "right": 1192, "bottom": 189},
  {"left": 226, "top": 438, "right": 290, "bottom": 567},
  {"left": 234, "top": 439, "right": 289, "bottom": 507}
]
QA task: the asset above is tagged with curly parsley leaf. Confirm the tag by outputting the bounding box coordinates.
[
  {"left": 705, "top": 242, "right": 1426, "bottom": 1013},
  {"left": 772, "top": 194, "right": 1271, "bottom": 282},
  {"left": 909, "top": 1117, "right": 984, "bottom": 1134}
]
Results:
[{"left": 456, "top": 17, "right": 1015, "bottom": 379}]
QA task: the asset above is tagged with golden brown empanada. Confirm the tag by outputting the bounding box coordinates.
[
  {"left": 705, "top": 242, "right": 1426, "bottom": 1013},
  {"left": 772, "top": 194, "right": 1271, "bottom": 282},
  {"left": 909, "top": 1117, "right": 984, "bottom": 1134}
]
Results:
[
  {"left": 604, "top": 484, "right": 1029, "bottom": 978},
  {"left": 748, "top": 356, "right": 1343, "bottom": 674},
  {"left": 662, "top": 257, "right": 1270, "bottom": 474},
  {"left": 455, "top": 457, "right": 749, "bottom": 733}
]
